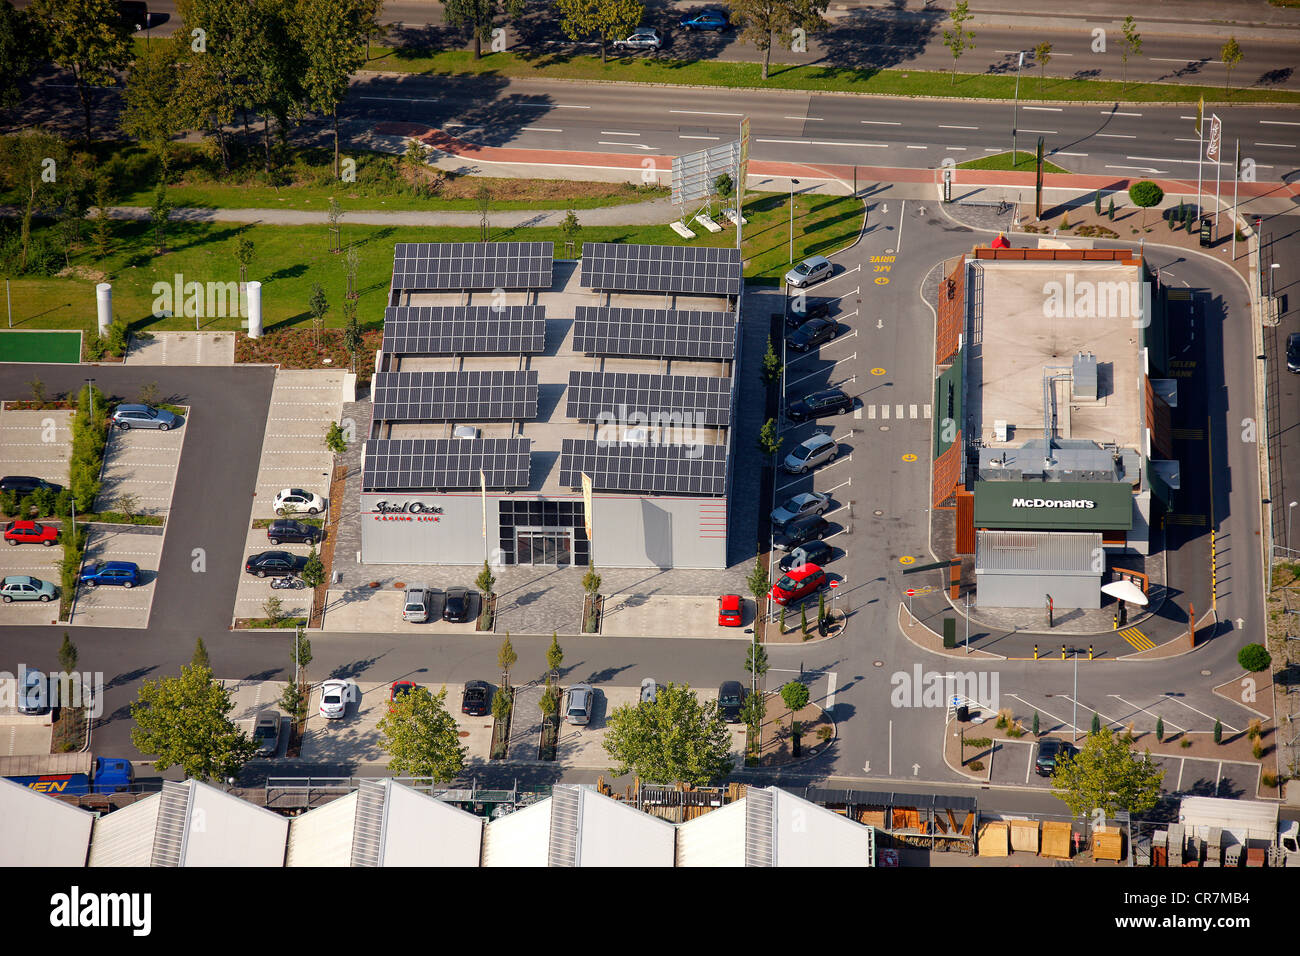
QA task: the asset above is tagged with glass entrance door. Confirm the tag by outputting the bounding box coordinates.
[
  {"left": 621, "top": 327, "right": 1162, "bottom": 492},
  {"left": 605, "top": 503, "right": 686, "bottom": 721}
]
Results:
[{"left": 516, "top": 530, "right": 572, "bottom": 566}]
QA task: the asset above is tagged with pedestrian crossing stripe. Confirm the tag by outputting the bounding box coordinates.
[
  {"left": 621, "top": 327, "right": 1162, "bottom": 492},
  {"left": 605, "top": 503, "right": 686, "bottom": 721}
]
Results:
[
  {"left": 1164, "top": 514, "right": 1206, "bottom": 526},
  {"left": 866, "top": 405, "right": 932, "bottom": 420},
  {"left": 1171, "top": 428, "right": 1204, "bottom": 440},
  {"left": 1120, "top": 627, "right": 1156, "bottom": 651}
]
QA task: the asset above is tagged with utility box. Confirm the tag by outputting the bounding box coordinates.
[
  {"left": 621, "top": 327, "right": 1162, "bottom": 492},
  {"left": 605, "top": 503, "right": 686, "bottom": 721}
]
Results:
[{"left": 1071, "top": 352, "right": 1098, "bottom": 401}]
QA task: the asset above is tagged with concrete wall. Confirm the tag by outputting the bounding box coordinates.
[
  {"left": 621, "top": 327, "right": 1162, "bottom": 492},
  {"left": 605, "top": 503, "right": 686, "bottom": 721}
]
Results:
[
  {"left": 975, "top": 571, "right": 1101, "bottom": 609},
  {"left": 590, "top": 494, "right": 726, "bottom": 569},
  {"left": 361, "top": 492, "right": 490, "bottom": 565}
]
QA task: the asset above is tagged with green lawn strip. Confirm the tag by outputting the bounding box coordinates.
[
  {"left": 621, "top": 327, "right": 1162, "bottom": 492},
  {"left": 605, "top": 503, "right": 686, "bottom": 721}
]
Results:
[
  {"left": 251, "top": 517, "right": 324, "bottom": 529},
  {"left": 6, "top": 191, "right": 862, "bottom": 334},
  {"left": 78, "top": 512, "right": 165, "bottom": 526},
  {"left": 237, "top": 617, "right": 309, "bottom": 629},
  {"left": 360, "top": 46, "right": 1300, "bottom": 105},
  {"left": 957, "top": 151, "right": 1070, "bottom": 174},
  {"left": 0, "top": 330, "right": 82, "bottom": 363}
]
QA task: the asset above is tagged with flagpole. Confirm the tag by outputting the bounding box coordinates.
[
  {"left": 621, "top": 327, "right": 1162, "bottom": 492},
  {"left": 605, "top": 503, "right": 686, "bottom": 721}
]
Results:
[
  {"left": 1196, "top": 125, "right": 1203, "bottom": 219},
  {"left": 1213, "top": 116, "right": 1222, "bottom": 234},
  {"left": 1232, "top": 138, "right": 1240, "bottom": 261}
]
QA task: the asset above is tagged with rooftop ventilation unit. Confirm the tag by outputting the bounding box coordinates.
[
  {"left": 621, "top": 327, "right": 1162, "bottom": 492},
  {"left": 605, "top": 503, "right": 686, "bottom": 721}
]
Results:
[{"left": 1072, "top": 352, "right": 1098, "bottom": 401}]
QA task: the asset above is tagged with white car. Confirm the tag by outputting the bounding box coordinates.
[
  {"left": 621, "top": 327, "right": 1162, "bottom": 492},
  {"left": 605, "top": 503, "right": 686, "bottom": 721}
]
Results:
[
  {"left": 614, "top": 27, "right": 661, "bottom": 51},
  {"left": 319, "top": 680, "right": 349, "bottom": 719},
  {"left": 274, "top": 488, "right": 326, "bottom": 516}
]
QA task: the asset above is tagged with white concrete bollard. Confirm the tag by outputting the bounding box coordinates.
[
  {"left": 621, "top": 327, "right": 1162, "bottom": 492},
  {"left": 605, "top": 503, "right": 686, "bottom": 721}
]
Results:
[
  {"left": 247, "top": 281, "right": 263, "bottom": 338},
  {"left": 95, "top": 283, "right": 112, "bottom": 338}
]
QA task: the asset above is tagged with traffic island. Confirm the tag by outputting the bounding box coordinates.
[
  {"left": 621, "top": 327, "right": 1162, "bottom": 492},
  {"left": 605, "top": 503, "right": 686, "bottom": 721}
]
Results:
[{"left": 747, "top": 695, "right": 834, "bottom": 767}]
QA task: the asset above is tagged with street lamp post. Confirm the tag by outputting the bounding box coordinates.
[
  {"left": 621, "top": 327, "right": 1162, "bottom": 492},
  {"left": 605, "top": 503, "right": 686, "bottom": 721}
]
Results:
[
  {"left": 1012, "top": 51, "right": 1024, "bottom": 165},
  {"left": 85, "top": 378, "right": 95, "bottom": 420},
  {"left": 1289, "top": 501, "right": 1298, "bottom": 555},
  {"left": 788, "top": 178, "right": 800, "bottom": 264},
  {"left": 1072, "top": 648, "right": 1079, "bottom": 744},
  {"left": 1271, "top": 262, "right": 1281, "bottom": 322}
]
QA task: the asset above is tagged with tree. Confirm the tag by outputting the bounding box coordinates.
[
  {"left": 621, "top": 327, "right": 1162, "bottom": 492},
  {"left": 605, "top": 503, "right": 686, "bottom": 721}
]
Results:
[
  {"left": 1093, "top": 190, "right": 1102, "bottom": 215},
  {"left": 130, "top": 662, "right": 260, "bottom": 781},
  {"left": 762, "top": 336, "right": 781, "bottom": 383},
  {"left": 800, "top": 604, "right": 809, "bottom": 636},
  {"left": 120, "top": 37, "right": 187, "bottom": 175},
  {"left": 1107, "top": 197, "right": 1115, "bottom": 220},
  {"left": 92, "top": 177, "right": 113, "bottom": 258},
  {"left": 1213, "top": 718, "right": 1222, "bottom": 745},
  {"left": 325, "top": 421, "right": 347, "bottom": 455},
  {"left": 1155, "top": 715, "right": 1164, "bottom": 741},
  {"left": 279, "top": 679, "right": 308, "bottom": 724},
  {"left": 150, "top": 181, "right": 172, "bottom": 254},
  {"left": 192, "top": 636, "right": 210, "bottom": 669},
  {"left": 236, "top": 236, "right": 256, "bottom": 286},
  {"left": 560, "top": 208, "right": 582, "bottom": 256},
  {"left": 57, "top": 631, "right": 78, "bottom": 672},
  {"left": 1090, "top": 711, "right": 1102, "bottom": 734},
  {"left": 296, "top": 0, "right": 371, "bottom": 179},
  {"left": 757, "top": 417, "right": 782, "bottom": 457},
  {"left": 308, "top": 282, "right": 329, "bottom": 348},
  {"left": 739, "top": 690, "right": 766, "bottom": 738},
  {"left": 379, "top": 685, "right": 467, "bottom": 782},
  {"left": 1238, "top": 643, "right": 1271, "bottom": 671},
  {"left": 743, "top": 641, "right": 769, "bottom": 684},
  {"left": 1051, "top": 727, "right": 1164, "bottom": 818},
  {"left": 0, "top": 1, "right": 40, "bottom": 113},
  {"left": 444, "top": 0, "right": 525, "bottom": 60},
  {"left": 344, "top": 245, "right": 361, "bottom": 299},
  {"left": 546, "top": 632, "right": 564, "bottom": 678},
  {"left": 1119, "top": 16, "right": 1142, "bottom": 89},
  {"left": 0, "top": 129, "right": 69, "bottom": 271},
  {"left": 582, "top": 562, "right": 602, "bottom": 597},
  {"left": 1220, "top": 36, "right": 1243, "bottom": 93},
  {"left": 475, "top": 559, "right": 496, "bottom": 596},
  {"left": 603, "top": 682, "right": 734, "bottom": 784},
  {"left": 714, "top": 172, "right": 734, "bottom": 199},
  {"left": 115, "top": 492, "right": 140, "bottom": 522},
  {"left": 539, "top": 679, "right": 560, "bottom": 716},
  {"left": 476, "top": 183, "right": 491, "bottom": 242},
  {"left": 1032, "top": 710, "right": 1040, "bottom": 736},
  {"left": 781, "top": 679, "right": 809, "bottom": 716},
  {"left": 301, "top": 544, "right": 325, "bottom": 591},
  {"left": 342, "top": 301, "right": 361, "bottom": 373},
  {"left": 942, "top": 0, "right": 976, "bottom": 86},
  {"left": 1034, "top": 40, "right": 1052, "bottom": 90},
  {"left": 28, "top": 0, "right": 133, "bottom": 142},
  {"left": 491, "top": 683, "right": 511, "bottom": 722},
  {"left": 290, "top": 628, "right": 312, "bottom": 679},
  {"left": 730, "top": 0, "right": 828, "bottom": 81},
  {"left": 497, "top": 633, "right": 517, "bottom": 685},
  {"left": 1128, "top": 179, "right": 1163, "bottom": 228},
  {"left": 746, "top": 558, "right": 769, "bottom": 609},
  {"left": 555, "top": 0, "right": 644, "bottom": 65}
]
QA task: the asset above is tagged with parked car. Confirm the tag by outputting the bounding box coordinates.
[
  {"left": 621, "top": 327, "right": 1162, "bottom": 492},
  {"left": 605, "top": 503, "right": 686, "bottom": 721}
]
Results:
[
  {"left": 3, "top": 520, "right": 59, "bottom": 547},
  {"left": 18, "top": 669, "right": 47, "bottom": 715},
  {"left": 266, "top": 519, "right": 321, "bottom": 545},
  {"left": 784, "top": 297, "right": 832, "bottom": 329},
  {"left": 402, "top": 586, "right": 431, "bottom": 623},
  {"left": 787, "top": 388, "right": 853, "bottom": 423},
  {"left": 117, "top": 1, "right": 149, "bottom": 30},
  {"left": 785, "top": 255, "right": 833, "bottom": 288},
  {"left": 80, "top": 561, "right": 141, "bottom": 588},
  {"left": 443, "top": 586, "right": 471, "bottom": 623},
  {"left": 717, "top": 593, "right": 743, "bottom": 627},
  {"left": 253, "top": 711, "right": 281, "bottom": 755},
  {"left": 273, "top": 488, "right": 326, "bottom": 516},
  {"left": 717, "top": 681, "right": 744, "bottom": 722},
  {"left": 1288, "top": 332, "right": 1300, "bottom": 373},
  {"left": 110, "top": 403, "right": 180, "bottom": 430},
  {"left": 783, "top": 433, "right": 838, "bottom": 474},
  {"left": 773, "top": 514, "right": 830, "bottom": 552},
  {"left": 0, "top": 476, "right": 61, "bottom": 496},
  {"left": 681, "top": 9, "right": 728, "bottom": 30},
  {"left": 389, "top": 680, "right": 418, "bottom": 709},
  {"left": 779, "top": 539, "right": 834, "bottom": 573},
  {"left": 245, "top": 550, "right": 308, "bottom": 577},
  {"left": 319, "top": 679, "right": 349, "bottom": 719},
  {"left": 461, "top": 680, "right": 491, "bottom": 716},
  {"left": 787, "top": 317, "right": 839, "bottom": 352},
  {"left": 1, "top": 575, "right": 56, "bottom": 603},
  {"left": 769, "top": 563, "right": 827, "bottom": 606},
  {"left": 565, "top": 684, "right": 595, "bottom": 726},
  {"left": 771, "top": 491, "right": 831, "bottom": 528},
  {"left": 1035, "top": 738, "right": 1077, "bottom": 776},
  {"left": 640, "top": 678, "right": 658, "bottom": 704},
  {"left": 613, "top": 27, "right": 661, "bottom": 50}
]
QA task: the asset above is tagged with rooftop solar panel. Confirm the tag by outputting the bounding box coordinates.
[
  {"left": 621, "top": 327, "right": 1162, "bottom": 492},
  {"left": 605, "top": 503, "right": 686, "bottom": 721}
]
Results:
[
  {"left": 382, "top": 306, "right": 546, "bottom": 355},
  {"left": 372, "top": 370, "right": 538, "bottom": 421},
  {"left": 566, "top": 371, "right": 732, "bottom": 426},
  {"left": 363, "top": 438, "right": 531, "bottom": 490},
  {"left": 558, "top": 439, "right": 727, "bottom": 496},
  {"left": 580, "top": 242, "right": 741, "bottom": 296},
  {"left": 571, "top": 306, "right": 735, "bottom": 360},
  {"left": 391, "top": 242, "right": 553, "bottom": 290}
]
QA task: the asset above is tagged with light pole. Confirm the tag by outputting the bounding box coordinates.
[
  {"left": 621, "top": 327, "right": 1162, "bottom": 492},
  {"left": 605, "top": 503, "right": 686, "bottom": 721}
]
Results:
[
  {"left": 85, "top": 378, "right": 95, "bottom": 420},
  {"left": 1271, "top": 262, "right": 1281, "bottom": 322},
  {"left": 1072, "top": 647, "right": 1079, "bottom": 744},
  {"left": 788, "top": 178, "right": 800, "bottom": 263},
  {"left": 1012, "top": 51, "right": 1024, "bottom": 165},
  {"left": 1289, "top": 501, "right": 1297, "bottom": 554}
]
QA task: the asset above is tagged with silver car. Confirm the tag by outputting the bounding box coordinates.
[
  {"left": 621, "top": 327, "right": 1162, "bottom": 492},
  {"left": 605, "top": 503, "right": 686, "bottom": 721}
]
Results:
[
  {"left": 785, "top": 255, "right": 832, "bottom": 288},
  {"left": 253, "top": 711, "right": 281, "bottom": 755},
  {"left": 614, "top": 27, "right": 661, "bottom": 50},
  {"left": 640, "top": 678, "right": 658, "bottom": 705},
  {"left": 111, "top": 404, "right": 181, "bottom": 431},
  {"left": 771, "top": 491, "right": 831, "bottom": 528},
  {"left": 783, "top": 433, "right": 838, "bottom": 474},
  {"left": 565, "top": 683, "right": 595, "bottom": 726},
  {"left": 403, "top": 587, "right": 430, "bottom": 623}
]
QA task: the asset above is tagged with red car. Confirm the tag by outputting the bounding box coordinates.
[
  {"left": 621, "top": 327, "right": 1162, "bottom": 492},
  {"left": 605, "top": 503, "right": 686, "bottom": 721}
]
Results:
[
  {"left": 3, "top": 520, "right": 59, "bottom": 547},
  {"left": 389, "top": 681, "right": 418, "bottom": 710},
  {"left": 717, "top": 594, "right": 743, "bottom": 626},
  {"left": 769, "top": 564, "right": 827, "bottom": 606}
]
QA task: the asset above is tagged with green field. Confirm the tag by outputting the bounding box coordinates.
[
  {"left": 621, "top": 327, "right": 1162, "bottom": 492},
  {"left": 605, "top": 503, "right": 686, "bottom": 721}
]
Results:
[
  {"left": 5, "top": 191, "right": 863, "bottom": 334},
  {"left": 0, "top": 330, "right": 82, "bottom": 363}
]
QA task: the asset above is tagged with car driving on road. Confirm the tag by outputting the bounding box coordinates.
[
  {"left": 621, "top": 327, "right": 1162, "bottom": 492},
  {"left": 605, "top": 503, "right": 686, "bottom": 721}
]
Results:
[{"left": 681, "top": 9, "right": 727, "bottom": 30}]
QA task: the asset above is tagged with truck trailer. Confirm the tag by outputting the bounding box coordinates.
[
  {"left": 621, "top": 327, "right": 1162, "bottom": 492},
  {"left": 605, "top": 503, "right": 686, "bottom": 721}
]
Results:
[{"left": 0, "top": 754, "right": 133, "bottom": 795}]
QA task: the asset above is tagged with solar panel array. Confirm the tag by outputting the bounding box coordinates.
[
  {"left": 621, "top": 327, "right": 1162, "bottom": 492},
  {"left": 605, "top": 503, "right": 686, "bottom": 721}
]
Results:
[
  {"left": 363, "top": 438, "right": 531, "bottom": 490},
  {"left": 580, "top": 243, "right": 742, "bottom": 296},
  {"left": 382, "top": 306, "right": 546, "bottom": 355},
  {"left": 572, "top": 306, "right": 735, "bottom": 360},
  {"left": 566, "top": 371, "right": 732, "bottom": 426},
  {"left": 559, "top": 439, "right": 727, "bottom": 496},
  {"left": 391, "top": 242, "right": 553, "bottom": 290},
  {"left": 372, "top": 371, "right": 538, "bottom": 421}
]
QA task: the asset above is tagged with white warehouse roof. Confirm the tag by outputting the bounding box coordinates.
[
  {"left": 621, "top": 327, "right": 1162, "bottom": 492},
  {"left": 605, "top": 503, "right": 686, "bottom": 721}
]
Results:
[
  {"left": 678, "top": 788, "right": 874, "bottom": 866},
  {"left": 0, "top": 777, "right": 95, "bottom": 867}
]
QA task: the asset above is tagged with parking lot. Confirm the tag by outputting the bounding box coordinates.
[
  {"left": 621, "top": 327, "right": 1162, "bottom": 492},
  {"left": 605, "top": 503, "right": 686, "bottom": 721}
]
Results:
[
  {"left": 95, "top": 410, "right": 187, "bottom": 519},
  {"left": 319, "top": 586, "right": 480, "bottom": 633},
  {"left": 0, "top": 688, "right": 54, "bottom": 755},
  {"left": 69, "top": 526, "right": 165, "bottom": 628},
  {"left": 0, "top": 408, "right": 72, "bottom": 489},
  {"left": 601, "top": 594, "right": 755, "bottom": 639}
]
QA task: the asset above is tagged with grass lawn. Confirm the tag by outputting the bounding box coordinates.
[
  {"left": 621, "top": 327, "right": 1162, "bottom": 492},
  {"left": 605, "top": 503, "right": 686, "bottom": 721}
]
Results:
[
  {"left": 361, "top": 46, "right": 1300, "bottom": 105},
  {"left": 0, "top": 330, "right": 83, "bottom": 363},
  {"left": 6, "top": 191, "right": 862, "bottom": 334},
  {"left": 958, "top": 151, "right": 1070, "bottom": 174}
]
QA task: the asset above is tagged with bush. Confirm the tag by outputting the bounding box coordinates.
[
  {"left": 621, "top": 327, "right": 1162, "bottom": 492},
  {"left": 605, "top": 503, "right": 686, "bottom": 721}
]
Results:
[
  {"left": 107, "top": 319, "right": 129, "bottom": 356},
  {"left": 85, "top": 336, "right": 107, "bottom": 361},
  {"left": 968, "top": 760, "right": 984, "bottom": 771},
  {"left": 1128, "top": 180, "right": 1164, "bottom": 209},
  {"left": 0, "top": 490, "right": 16, "bottom": 517},
  {"left": 1238, "top": 643, "right": 1271, "bottom": 672},
  {"left": 1252, "top": 740, "right": 1265, "bottom": 760},
  {"left": 964, "top": 737, "right": 992, "bottom": 749}
]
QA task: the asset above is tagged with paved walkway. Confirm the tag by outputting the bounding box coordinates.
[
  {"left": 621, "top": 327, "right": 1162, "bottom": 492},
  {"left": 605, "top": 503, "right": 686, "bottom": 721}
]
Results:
[{"left": 126, "top": 331, "right": 236, "bottom": 366}]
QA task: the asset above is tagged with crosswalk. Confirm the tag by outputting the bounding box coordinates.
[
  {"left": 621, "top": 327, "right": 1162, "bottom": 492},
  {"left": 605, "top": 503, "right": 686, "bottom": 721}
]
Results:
[
  {"left": 1164, "top": 514, "right": 1207, "bottom": 527},
  {"left": 862, "top": 403, "right": 932, "bottom": 420},
  {"left": 1119, "top": 627, "right": 1156, "bottom": 651}
]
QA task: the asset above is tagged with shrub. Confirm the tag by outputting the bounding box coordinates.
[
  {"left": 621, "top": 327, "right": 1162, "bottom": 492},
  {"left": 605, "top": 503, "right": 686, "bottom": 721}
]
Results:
[
  {"left": 1263, "top": 771, "right": 1280, "bottom": 788},
  {"left": 1156, "top": 716, "right": 1164, "bottom": 741},
  {"left": 85, "top": 336, "right": 107, "bottom": 361},
  {"left": 817, "top": 725, "right": 833, "bottom": 742},
  {"left": 1252, "top": 740, "right": 1265, "bottom": 760},
  {"left": 1213, "top": 719, "right": 1222, "bottom": 744},
  {"left": 1180, "top": 738, "right": 1193, "bottom": 749},
  {"left": 968, "top": 760, "right": 984, "bottom": 772},
  {"left": 1238, "top": 643, "right": 1271, "bottom": 672},
  {"left": 1107, "top": 197, "right": 1115, "bottom": 220},
  {"left": 0, "top": 490, "right": 16, "bottom": 517},
  {"left": 964, "top": 737, "right": 992, "bottom": 749},
  {"left": 107, "top": 319, "right": 129, "bottom": 355},
  {"left": 1248, "top": 718, "right": 1262, "bottom": 740}
]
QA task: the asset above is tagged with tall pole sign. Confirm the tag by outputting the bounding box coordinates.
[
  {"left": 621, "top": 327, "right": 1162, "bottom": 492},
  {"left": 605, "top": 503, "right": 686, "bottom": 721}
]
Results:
[
  {"left": 1034, "top": 136, "right": 1044, "bottom": 220},
  {"left": 737, "top": 116, "right": 750, "bottom": 252},
  {"left": 1195, "top": 96, "right": 1204, "bottom": 217},
  {"left": 1207, "top": 113, "right": 1222, "bottom": 233}
]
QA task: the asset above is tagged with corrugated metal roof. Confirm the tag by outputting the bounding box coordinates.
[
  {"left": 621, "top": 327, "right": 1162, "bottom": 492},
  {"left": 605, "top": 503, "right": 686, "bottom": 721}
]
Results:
[
  {"left": 286, "top": 791, "right": 357, "bottom": 867},
  {"left": 88, "top": 793, "right": 161, "bottom": 867},
  {"left": 976, "top": 530, "right": 1102, "bottom": 573}
]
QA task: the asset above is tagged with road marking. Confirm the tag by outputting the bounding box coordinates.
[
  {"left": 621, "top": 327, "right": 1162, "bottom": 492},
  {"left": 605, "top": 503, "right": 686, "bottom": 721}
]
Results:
[
  {"left": 756, "top": 138, "right": 888, "bottom": 147},
  {"left": 1173, "top": 138, "right": 1200, "bottom": 143},
  {"left": 669, "top": 109, "right": 742, "bottom": 116},
  {"left": 906, "top": 145, "right": 928, "bottom": 149},
  {"left": 1118, "top": 627, "right": 1155, "bottom": 650},
  {"left": 598, "top": 142, "right": 656, "bottom": 150},
  {"left": 1260, "top": 120, "right": 1300, "bottom": 126},
  {"left": 1054, "top": 151, "right": 1088, "bottom": 157},
  {"left": 938, "top": 124, "right": 979, "bottom": 129},
  {"left": 520, "top": 127, "right": 562, "bottom": 132},
  {"left": 1160, "top": 694, "right": 1239, "bottom": 729},
  {"left": 909, "top": 404, "right": 918, "bottom": 418},
  {"left": 924, "top": 404, "right": 932, "bottom": 418},
  {"left": 826, "top": 672, "right": 837, "bottom": 709},
  {"left": 678, "top": 134, "right": 720, "bottom": 140},
  {"left": 1020, "top": 129, "right": 1058, "bottom": 134},
  {"left": 944, "top": 146, "right": 967, "bottom": 151},
  {"left": 860, "top": 120, "right": 902, "bottom": 125},
  {"left": 1152, "top": 57, "right": 1223, "bottom": 64},
  {"left": 360, "top": 95, "right": 440, "bottom": 103},
  {"left": 1107, "top": 111, "right": 1142, "bottom": 116},
  {"left": 1023, "top": 106, "right": 1064, "bottom": 112},
  {"left": 1106, "top": 164, "right": 1164, "bottom": 174},
  {"left": 1129, "top": 155, "right": 1225, "bottom": 166},
  {"left": 895, "top": 404, "right": 904, "bottom": 418},
  {"left": 600, "top": 130, "right": 639, "bottom": 136},
  {"left": 1255, "top": 142, "right": 1297, "bottom": 149},
  {"left": 1096, "top": 133, "right": 1137, "bottom": 139},
  {"left": 787, "top": 115, "right": 822, "bottom": 120},
  {"left": 1108, "top": 695, "right": 1185, "bottom": 732},
  {"left": 880, "top": 404, "right": 889, "bottom": 419},
  {"left": 868, "top": 405, "right": 876, "bottom": 419}
]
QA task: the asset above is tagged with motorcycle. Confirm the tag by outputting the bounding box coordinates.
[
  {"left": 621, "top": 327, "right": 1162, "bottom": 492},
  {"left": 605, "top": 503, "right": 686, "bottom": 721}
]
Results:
[{"left": 270, "top": 575, "right": 306, "bottom": 590}]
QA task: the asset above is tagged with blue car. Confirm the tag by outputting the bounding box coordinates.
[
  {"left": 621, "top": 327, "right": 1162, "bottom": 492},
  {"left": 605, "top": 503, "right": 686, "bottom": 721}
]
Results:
[
  {"left": 682, "top": 9, "right": 728, "bottom": 30},
  {"left": 80, "top": 561, "right": 141, "bottom": 588}
]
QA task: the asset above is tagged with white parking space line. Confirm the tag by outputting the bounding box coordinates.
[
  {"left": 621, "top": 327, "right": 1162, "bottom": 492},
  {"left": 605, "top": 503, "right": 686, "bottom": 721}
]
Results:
[
  {"left": 1108, "top": 695, "right": 1186, "bottom": 732},
  {"left": 1159, "top": 694, "right": 1242, "bottom": 729},
  {"left": 1005, "top": 693, "right": 1073, "bottom": 733}
]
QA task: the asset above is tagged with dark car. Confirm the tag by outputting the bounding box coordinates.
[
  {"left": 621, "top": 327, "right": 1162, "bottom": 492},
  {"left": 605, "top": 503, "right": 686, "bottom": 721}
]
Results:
[
  {"left": 389, "top": 680, "right": 418, "bottom": 710},
  {"left": 117, "top": 1, "right": 149, "bottom": 30},
  {"left": 787, "top": 389, "right": 853, "bottom": 423},
  {"left": 1035, "top": 738, "right": 1077, "bottom": 777},
  {"left": 718, "top": 680, "right": 745, "bottom": 722},
  {"left": 785, "top": 297, "right": 832, "bottom": 329},
  {"left": 461, "top": 680, "right": 491, "bottom": 716},
  {"left": 778, "top": 539, "right": 834, "bottom": 573},
  {"left": 443, "top": 586, "right": 471, "bottom": 623},
  {"left": 79, "top": 561, "right": 141, "bottom": 588},
  {"left": 244, "top": 550, "right": 308, "bottom": 577},
  {"left": 266, "top": 519, "right": 321, "bottom": 545},
  {"left": 1288, "top": 332, "right": 1300, "bottom": 373},
  {"left": 787, "top": 317, "right": 839, "bottom": 352},
  {"left": 681, "top": 8, "right": 728, "bottom": 30},
  {"left": 0, "top": 476, "right": 62, "bottom": 496},
  {"left": 773, "top": 514, "right": 830, "bottom": 552}
]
